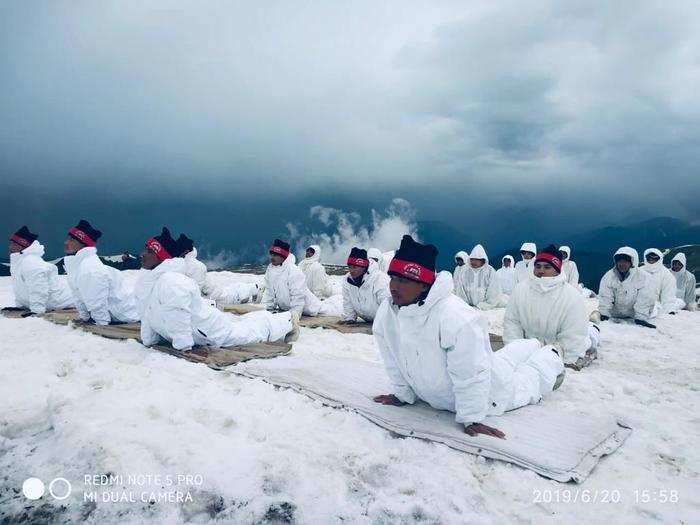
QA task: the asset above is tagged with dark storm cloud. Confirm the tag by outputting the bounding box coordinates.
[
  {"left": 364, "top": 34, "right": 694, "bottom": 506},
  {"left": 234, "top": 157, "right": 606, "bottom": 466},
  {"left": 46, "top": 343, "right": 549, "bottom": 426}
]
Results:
[{"left": 1, "top": 0, "right": 698, "bottom": 227}]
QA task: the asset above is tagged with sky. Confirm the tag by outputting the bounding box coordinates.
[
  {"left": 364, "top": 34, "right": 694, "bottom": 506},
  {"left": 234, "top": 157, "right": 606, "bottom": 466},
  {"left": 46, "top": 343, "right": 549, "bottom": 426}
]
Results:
[{"left": 2, "top": 1, "right": 699, "bottom": 259}]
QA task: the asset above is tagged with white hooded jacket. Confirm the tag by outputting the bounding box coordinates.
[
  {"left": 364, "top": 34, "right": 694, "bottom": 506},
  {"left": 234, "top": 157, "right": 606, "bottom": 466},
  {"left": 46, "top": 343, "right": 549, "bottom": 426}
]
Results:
[
  {"left": 183, "top": 248, "right": 210, "bottom": 295},
  {"left": 503, "top": 274, "right": 589, "bottom": 364},
  {"left": 135, "top": 258, "right": 291, "bottom": 351},
  {"left": 671, "top": 253, "right": 697, "bottom": 310},
  {"left": 367, "top": 248, "right": 383, "bottom": 264},
  {"left": 342, "top": 260, "right": 390, "bottom": 322},
  {"left": 63, "top": 247, "right": 138, "bottom": 325},
  {"left": 452, "top": 251, "right": 469, "bottom": 301},
  {"left": 373, "top": 272, "right": 563, "bottom": 425},
  {"left": 379, "top": 251, "right": 394, "bottom": 273},
  {"left": 9, "top": 241, "right": 74, "bottom": 314},
  {"left": 514, "top": 242, "right": 537, "bottom": 284},
  {"left": 559, "top": 246, "right": 580, "bottom": 287},
  {"left": 298, "top": 245, "right": 331, "bottom": 299},
  {"left": 261, "top": 253, "right": 321, "bottom": 316},
  {"left": 456, "top": 244, "right": 504, "bottom": 310},
  {"left": 598, "top": 247, "right": 655, "bottom": 322},
  {"left": 496, "top": 255, "right": 516, "bottom": 296},
  {"left": 641, "top": 248, "right": 683, "bottom": 314}
]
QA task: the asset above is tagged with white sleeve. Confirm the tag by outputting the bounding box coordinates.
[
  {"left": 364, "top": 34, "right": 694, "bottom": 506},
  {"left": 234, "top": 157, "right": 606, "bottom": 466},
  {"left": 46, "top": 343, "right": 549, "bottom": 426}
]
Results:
[
  {"left": 374, "top": 274, "right": 392, "bottom": 305},
  {"left": 288, "top": 269, "right": 307, "bottom": 315},
  {"left": 260, "top": 272, "right": 274, "bottom": 310},
  {"left": 634, "top": 273, "right": 656, "bottom": 322},
  {"left": 25, "top": 266, "right": 51, "bottom": 314},
  {"left": 160, "top": 281, "right": 195, "bottom": 351},
  {"left": 502, "top": 287, "right": 526, "bottom": 343},
  {"left": 341, "top": 281, "right": 357, "bottom": 322},
  {"left": 659, "top": 272, "right": 678, "bottom": 306},
  {"left": 79, "top": 269, "right": 112, "bottom": 325},
  {"left": 373, "top": 308, "right": 416, "bottom": 404},
  {"left": 685, "top": 273, "right": 697, "bottom": 308},
  {"left": 310, "top": 264, "right": 329, "bottom": 297},
  {"left": 444, "top": 318, "right": 492, "bottom": 425},
  {"left": 555, "top": 292, "right": 589, "bottom": 361},
  {"left": 598, "top": 272, "right": 614, "bottom": 318},
  {"left": 569, "top": 262, "right": 580, "bottom": 286},
  {"left": 479, "top": 269, "right": 502, "bottom": 310},
  {"left": 139, "top": 314, "right": 161, "bottom": 347},
  {"left": 454, "top": 270, "right": 468, "bottom": 301}
]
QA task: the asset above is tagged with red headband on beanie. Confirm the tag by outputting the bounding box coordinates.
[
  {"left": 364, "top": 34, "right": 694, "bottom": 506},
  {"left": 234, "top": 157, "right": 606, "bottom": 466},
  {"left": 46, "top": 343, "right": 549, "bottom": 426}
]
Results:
[
  {"left": 534, "top": 252, "right": 562, "bottom": 273},
  {"left": 10, "top": 234, "right": 31, "bottom": 248},
  {"left": 145, "top": 238, "right": 172, "bottom": 261},
  {"left": 347, "top": 256, "right": 369, "bottom": 267},
  {"left": 68, "top": 227, "right": 97, "bottom": 247},
  {"left": 388, "top": 258, "right": 436, "bottom": 284},
  {"left": 270, "top": 245, "right": 289, "bottom": 258}
]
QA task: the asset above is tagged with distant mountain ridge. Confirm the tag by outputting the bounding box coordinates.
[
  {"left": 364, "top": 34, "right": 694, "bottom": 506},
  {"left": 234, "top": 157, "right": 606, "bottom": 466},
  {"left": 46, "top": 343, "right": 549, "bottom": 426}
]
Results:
[{"left": 2, "top": 217, "right": 697, "bottom": 290}]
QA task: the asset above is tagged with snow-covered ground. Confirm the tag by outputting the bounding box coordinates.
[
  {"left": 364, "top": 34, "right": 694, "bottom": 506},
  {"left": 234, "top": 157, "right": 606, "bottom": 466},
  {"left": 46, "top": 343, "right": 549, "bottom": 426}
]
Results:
[{"left": 0, "top": 272, "right": 698, "bottom": 523}]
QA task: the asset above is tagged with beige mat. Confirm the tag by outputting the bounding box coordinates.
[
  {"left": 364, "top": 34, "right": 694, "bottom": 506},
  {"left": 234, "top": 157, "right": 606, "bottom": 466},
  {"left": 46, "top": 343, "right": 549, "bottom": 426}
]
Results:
[
  {"left": 235, "top": 354, "right": 631, "bottom": 483},
  {"left": 2, "top": 308, "right": 291, "bottom": 370}
]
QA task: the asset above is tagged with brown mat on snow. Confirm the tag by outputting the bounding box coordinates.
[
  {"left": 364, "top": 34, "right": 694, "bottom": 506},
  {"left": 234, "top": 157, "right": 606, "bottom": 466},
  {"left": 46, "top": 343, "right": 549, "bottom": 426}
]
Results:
[
  {"left": 2, "top": 307, "right": 291, "bottom": 370},
  {"left": 299, "top": 315, "right": 374, "bottom": 334},
  {"left": 220, "top": 305, "right": 374, "bottom": 334},
  {"left": 220, "top": 303, "right": 265, "bottom": 314}
]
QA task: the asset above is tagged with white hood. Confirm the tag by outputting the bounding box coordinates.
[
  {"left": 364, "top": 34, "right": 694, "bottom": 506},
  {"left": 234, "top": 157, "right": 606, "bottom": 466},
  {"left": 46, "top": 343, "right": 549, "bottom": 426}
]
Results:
[
  {"left": 519, "top": 242, "right": 537, "bottom": 255},
  {"left": 468, "top": 244, "right": 488, "bottom": 264},
  {"left": 641, "top": 248, "right": 665, "bottom": 274},
  {"left": 367, "top": 248, "right": 382, "bottom": 261},
  {"left": 21, "top": 240, "right": 46, "bottom": 257},
  {"left": 560, "top": 246, "right": 571, "bottom": 258},
  {"left": 299, "top": 245, "right": 321, "bottom": 269},
  {"left": 671, "top": 252, "right": 686, "bottom": 271},
  {"left": 184, "top": 247, "right": 198, "bottom": 260},
  {"left": 614, "top": 246, "right": 639, "bottom": 268},
  {"left": 501, "top": 255, "right": 514, "bottom": 267},
  {"left": 454, "top": 251, "right": 469, "bottom": 264}
]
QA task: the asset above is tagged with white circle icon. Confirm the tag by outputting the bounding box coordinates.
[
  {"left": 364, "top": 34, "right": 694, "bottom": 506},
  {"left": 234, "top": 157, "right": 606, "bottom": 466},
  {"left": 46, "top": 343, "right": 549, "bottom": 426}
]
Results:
[
  {"left": 22, "top": 478, "right": 45, "bottom": 500},
  {"left": 49, "top": 478, "right": 72, "bottom": 500}
]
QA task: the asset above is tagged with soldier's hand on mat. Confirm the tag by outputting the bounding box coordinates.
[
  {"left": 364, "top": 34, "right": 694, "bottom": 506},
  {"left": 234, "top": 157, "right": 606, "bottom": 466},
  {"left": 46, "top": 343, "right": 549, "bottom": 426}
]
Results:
[
  {"left": 20, "top": 312, "right": 35, "bottom": 318},
  {"left": 464, "top": 423, "right": 506, "bottom": 439},
  {"left": 600, "top": 314, "right": 609, "bottom": 321},
  {"left": 669, "top": 311, "right": 676, "bottom": 315},
  {"left": 634, "top": 319, "right": 656, "bottom": 329},
  {"left": 373, "top": 394, "right": 406, "bottom": 406}
]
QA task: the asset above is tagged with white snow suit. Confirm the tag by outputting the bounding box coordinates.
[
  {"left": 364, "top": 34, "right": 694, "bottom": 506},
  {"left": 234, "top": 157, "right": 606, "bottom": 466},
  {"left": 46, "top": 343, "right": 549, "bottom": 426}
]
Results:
[
  {"left": 452, "top": 250, "right": 469, "bottom": 301},
  {"left": 641, "top": 248, "right": 685, "bottom": 314},
  {"left": 342, "top": 260, "right": 391, "bottom": 322},
  {"left": 135, "top": 258, "right": 291, "bottom": 351},
  {"left": 504, "top": 274, "right": 591, "bottom": 364},
  {"left": 514, "top": 242, "right": 537, "bottom": 284},
  {"left": 671, "top": 253, "right": 697, "bottom": 310},
  {"left": 456, "top": 244, "right": 504, "bottom": 310},
  {"left": 298, "top": 245, "right": 331, "bottom": 299},
  {"left": 9, "top": 241, "right": 74, "bottom": 314},
  {"left": 496, "top": 255, "right": 516, "bottom": 296},
  {"left": 63, "top": 246, "right": 138, "bottom": 325},
  {"left": 183, "top": 248, "right": 210, "bottom": 295},
  {"left": 261, "top": 253, "right": 321, "bottom": 316},
  {"left": 373, "top": 272, "right": 564, "bottom": 426},
  {"left": 597, "top": 247, "right": 656, "bottom": 322},
  {"left": 559, "top": 246, "right": 580, "bottom": 287}
]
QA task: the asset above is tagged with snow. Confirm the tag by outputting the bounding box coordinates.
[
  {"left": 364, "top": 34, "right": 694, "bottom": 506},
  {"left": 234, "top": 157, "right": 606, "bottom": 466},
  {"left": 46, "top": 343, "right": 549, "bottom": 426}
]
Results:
[{"left": 1, "top": 272, "right": 698, "bottom": 523}]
